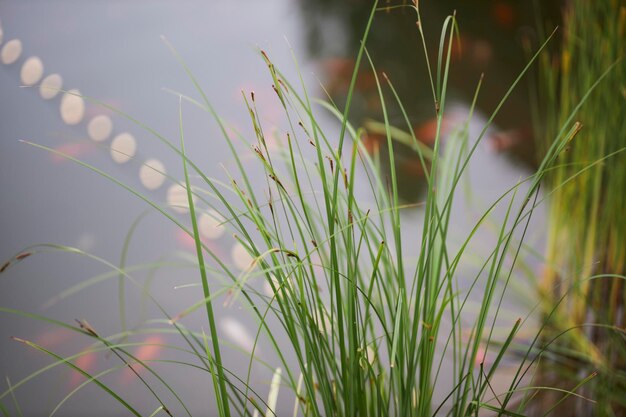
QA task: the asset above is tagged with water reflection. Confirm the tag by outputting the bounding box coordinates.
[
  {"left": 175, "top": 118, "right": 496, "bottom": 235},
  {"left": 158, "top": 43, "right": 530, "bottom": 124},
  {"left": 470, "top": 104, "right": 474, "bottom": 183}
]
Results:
[
  {"left": 60, "top": 89, "right": 85, "bottom": 125},
  {"left": 87, "top": 114, "right": 113, "bottom": 142},
  {"left": 120, "top": 335, "right": 165, "bottom": 384},
  {"left": 198, "top": 209, "right": 225, "bottom": 240},
  {"left": 50, "top": 141, "right": 95, "bottom": 164},
  {"left": 109, "top": 132, "right": 136, "bottom": 164},
  {"left": 299, "top": 0, "right": 562, "bottom": 200},
  {"left": 19, "top": 56, "right": 43, "bottom": 86},
  {"left": 70, "top": 348, "right": 98, "bottom": 389},
  {"left": 39, "top": 73, "right": 63, "bottom": 99},
  {"left": 1, "top": 38, "right": 21, "bottom": 65},
  {"left": 139, "top": 158, "right": 166, "bottom": 190},
  {"left": 167, "top": 183, "right": 193, "bottom": 214},
  {"left": 231, "top": 242, "right": 254, "bottom": 271},
  {"left": 221, "top": 317, "right": 255, "bottom": 353}
]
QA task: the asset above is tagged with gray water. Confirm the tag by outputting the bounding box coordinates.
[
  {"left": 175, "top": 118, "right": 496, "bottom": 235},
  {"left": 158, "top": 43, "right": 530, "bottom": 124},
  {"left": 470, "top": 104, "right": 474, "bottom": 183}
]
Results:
[{"left": 0, "top": 2, "right": 546, "bottom": 415}]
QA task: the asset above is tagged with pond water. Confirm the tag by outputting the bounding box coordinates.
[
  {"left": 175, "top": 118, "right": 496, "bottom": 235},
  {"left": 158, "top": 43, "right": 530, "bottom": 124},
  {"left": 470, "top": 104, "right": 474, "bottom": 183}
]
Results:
[{"left": 0, "top": 1, "right": 549, "bottom": 415}]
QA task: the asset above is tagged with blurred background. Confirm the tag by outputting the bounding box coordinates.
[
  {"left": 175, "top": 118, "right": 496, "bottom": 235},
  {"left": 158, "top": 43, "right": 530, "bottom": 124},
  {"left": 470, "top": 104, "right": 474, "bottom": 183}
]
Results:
[{"left": 0, "top": 1, "right": 561, "bottom": 415}]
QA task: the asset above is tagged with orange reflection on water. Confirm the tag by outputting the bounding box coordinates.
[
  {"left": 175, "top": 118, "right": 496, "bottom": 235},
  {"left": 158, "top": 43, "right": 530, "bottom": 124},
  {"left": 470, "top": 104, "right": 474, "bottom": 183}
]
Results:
[
  {"left": 70, "top": 348, "right": 98, "bottom": 389},
  {"left": 35, "top": 327, "right": 76, "bottom": 349},
  {"left": 175, "top": 228, "right": 226, "bottom": 260},
  {"left": 121, "top": 335, "right": 165, "bottom": 384},
  {"left": 51, "top": 141, "right": 95, "bottom": 164},
  {"left": 492, "top": 2, "right": 515, "bottom": 29},
  {"left": 319, "top": 57, "right": 377, "bottom": 94}
]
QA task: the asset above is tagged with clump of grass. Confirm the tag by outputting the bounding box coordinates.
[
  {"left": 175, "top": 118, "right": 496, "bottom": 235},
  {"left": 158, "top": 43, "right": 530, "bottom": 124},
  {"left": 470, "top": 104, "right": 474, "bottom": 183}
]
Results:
[
  {"left": 0, "top": 2, "right": 614, "bottom": 416},
  {"left": 533, "top": 1, "right": 626, "bottom": 415}
]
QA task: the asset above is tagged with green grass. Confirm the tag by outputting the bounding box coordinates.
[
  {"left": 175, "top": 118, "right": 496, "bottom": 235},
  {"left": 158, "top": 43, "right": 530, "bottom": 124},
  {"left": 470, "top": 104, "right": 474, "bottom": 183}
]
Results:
[
  {"left": 532, "top": 1, "right": 626, "bottom": 414},
  {"left": 1, "top": 2, "right": 621, "bottom": 416}
]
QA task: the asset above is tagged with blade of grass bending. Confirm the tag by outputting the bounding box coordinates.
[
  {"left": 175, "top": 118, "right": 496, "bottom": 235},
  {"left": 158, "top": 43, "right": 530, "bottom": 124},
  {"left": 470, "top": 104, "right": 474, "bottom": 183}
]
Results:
[
  {"left": 161, "top": 37, "right": 260, "bottom": 210},
  {"left": 1, "top": 240, "right": 214, "bottom": 415},
  {"left": 484, "top": 385, "right": 598, "bottom": 408},
  {"left": 68, "top": 347, "right": 199, "bottom": 417},
  {"left": 7, "top": 239, "right": 293, "bottom": 415},
  {"left": 42, "top": 260, "right": 196, "bottom": 309},
  {"left": 74, "top": 320, "right": 178, "bottom": 417},
  {"left": 11, "top": 338, "right": 141, "bottom": 417},
  {"left": 49, "top": 365, "right": 124, "bottom": 417},
  {"left": 539, "top": 372, "right": 598, "bottom": 417},
  {"left": 169, "top": 286, "right": 233, "bottom": 324},
  {"left": 0, "top": 338, "right": 130, "bottom": 403},
  {"left": 49, "top": 353, "right": 270, "bottom": 417},
  {"left": 19, "top": 143, "right": 236, "bottom": 376},
  {"left": 179, "top": 97, "right": 230, "bottom": 417},
  {"left": 6, "top": 307, "right": 192, "bottom": 416},
  {"left": 0, "top": 310, "right": 247, "bottom": 412}
]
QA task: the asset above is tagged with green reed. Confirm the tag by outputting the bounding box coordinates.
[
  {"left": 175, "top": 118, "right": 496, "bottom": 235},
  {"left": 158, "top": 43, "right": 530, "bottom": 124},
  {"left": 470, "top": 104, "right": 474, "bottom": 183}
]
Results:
[{"left": 533, "top": 0, "right": 626, "bottom": 414}]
